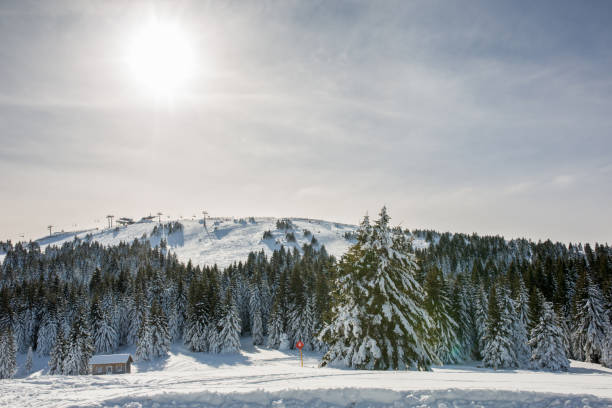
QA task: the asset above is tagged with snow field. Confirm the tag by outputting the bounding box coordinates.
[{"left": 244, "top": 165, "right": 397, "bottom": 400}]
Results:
[
  {"left": 106, "top": 389, "right": 612, "bottom": 408},
  {"left": 2, "top": 338, "right": 612, "bottom": 408}
]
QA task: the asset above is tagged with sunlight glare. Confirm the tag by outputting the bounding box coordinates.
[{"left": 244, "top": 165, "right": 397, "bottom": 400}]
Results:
[{"left": 127, "top": 19, "right": 195, "bottom": 99}]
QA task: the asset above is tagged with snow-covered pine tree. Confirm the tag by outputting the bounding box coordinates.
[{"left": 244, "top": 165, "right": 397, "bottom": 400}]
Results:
[
  {"left": 207, "top": 322, "right": 220, "bottom": 353},
  {"left": 320, "top": 208, "right": 436, "bottom": 370},
  {"left": 150, "top": 300, "right": 170, "bottom": 358},
  {"left": 602, "top": 328, "right": 612, "bottom": 368},
  {"left": 91, "top": 298, "right": 117, "bottom": 354},
  {"left": 128, "top": 294, "right": 144, "bottom": 346},
  {"left": 287, "top": 265, "right": 309, "bottom": 348},
  {"left": 571, "top": 279, "right": 610, "bottom": 363},
  {"left": 250, "top": 280, "right": 264, "bottom": 346},
  {"left": 474, "top": 286, "right": 489, "bottom": 357},
  {"left": 217, "top": 288, "right": 242, "bottom": 353},
  {"left": 251, "top": 309, "right": 264, "bottom": 346},
  {"left": 168, "top": 278, "right": 187, "bottom": 342},
  {"left": 37, "top": 308, "right": 58, "bottom": 356},
  {"left": 529, "top": 302, "right": 570, "bottom": 371},
  {"left": 48, "top": 327, "right": 66, "bottom": 375},
  {"left": 25, "top": 346, "right": 33, "bottom": 374},
  {"left": 302, "top": 296, "right": 316, "bottom": 351},
  {"left": 63, "top": 311, "right": 94, "bottom": 375},
  {"left": 183, "top": 279, "right": 210, "bottom": 352},
  {"left": 118, "top": 295, "right": 132, "bottom": 347},
  {"left": 424, "top": 266, "right": 461, "bottom": 364},
  {"left": 266, "top": 302, "right": 284, "bottom": 349},
  {"left": 510, "top": 283, "right": 531, "bottom": 368},
  {"left": 458, "top": 279, "right": 480, "bottom": 360},
  {"left": 482, "top": 286, "right": 517, "bottom": 369},
  {"left": 135, "top": 309, "right": 154, "bottom": 361},
  {"left": 0, "top": 328, "right": 17, "bottom": 379}
]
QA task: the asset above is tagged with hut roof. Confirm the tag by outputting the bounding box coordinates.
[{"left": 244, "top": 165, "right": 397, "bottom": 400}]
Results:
[{"left": 89, "top": 354, "right": 133, "bottom": 365}]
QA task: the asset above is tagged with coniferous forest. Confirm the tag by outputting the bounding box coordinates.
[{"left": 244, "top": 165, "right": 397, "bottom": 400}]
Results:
[{"left": 0, "top": 208, "right": 611, "bottom": 379}]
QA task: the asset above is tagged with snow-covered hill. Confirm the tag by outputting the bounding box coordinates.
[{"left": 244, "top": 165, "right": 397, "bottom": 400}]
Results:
[
  {"left": 34, "top": 217, "right": 365, "bottom": 268},
  {"left": 33, "top": 217, "right": 429, "bottom": 268}
]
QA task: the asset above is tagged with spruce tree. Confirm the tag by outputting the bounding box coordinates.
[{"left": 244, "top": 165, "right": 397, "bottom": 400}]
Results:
[
  {"left": 183, "top": 278, "right": 211, "bottom": 352},
  {"left": 602, "top": 328, "right": 612, "bottom": 368},
  {"left": 510, "top": 289, "right": 531, "bottom": 368},
  {"left": 424, "top": 266, "right": 460, "bottom": 364},
  {"left": 150, "top": 300, "right": 170, "bottom": 358},
  {"left": 320, "top": 208, "right": 436, "bottom": 370},
  {"left": 92, "top": 298, "right": 117, "bottom": 354},
  {"left": 571, "top": 280, "right": 610, "bottom": 363},
  {"left": 474, "top": 286, "right": 489, "bottom": 357},
  {"left": 37, "top": 309, "right": 58, "bottom": 356},
  {"left": 266, "top": 302, "right": 284, "bottom": 349},
  {"left": 217, "top": 288, "right": 242, "bottom": 353},
  {"left": 529, "top": 302, "right": 569, "bottom": 371},
  {"left": 48, "top": 327, "right": 66, "bottom": 375},
  {"left": 0, "top": 328, "right": 17, "bottom": 379},
  {"left": 251, "top": 309, "right": 264, "bottom": 346},
  {"left": 136, "top": 309, "right": 154, "bottom": 361},
  {"left": 482, "top": 286, "right": 517, "bottom": 369},
  {"left": 63, "top": 312, "right": 94, "bottom": 375},
  {"left": 250, "top": 281, "right": 264, "bottom": 346}
]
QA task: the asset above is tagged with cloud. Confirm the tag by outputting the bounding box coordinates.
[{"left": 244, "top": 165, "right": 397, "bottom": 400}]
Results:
[
  {"left": 0, "top": 1, "right": 611, "bottom": 244},
  {"left": 552, "top": 175, "right": 577, "bottom": 187}
]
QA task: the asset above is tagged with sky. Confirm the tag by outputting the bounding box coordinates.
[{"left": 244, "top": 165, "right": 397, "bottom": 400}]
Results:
[{"left": 1, "top": 0, "right": 611, "bottom": 244}]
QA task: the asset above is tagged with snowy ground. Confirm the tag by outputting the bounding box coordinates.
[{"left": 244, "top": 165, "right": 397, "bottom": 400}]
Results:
[{"left": 3, "top": 338, "right": 612, "bottom": 408}]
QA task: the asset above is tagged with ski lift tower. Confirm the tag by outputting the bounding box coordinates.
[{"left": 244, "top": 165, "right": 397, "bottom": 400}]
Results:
[
  {"left": 106, "top": 215, "right": 114, "bottom": 229},
  {"left": 47, "top": 225, "right": 54, "bottom": 236},
  {"left": 202, "top": 211, "right": 208, "bottom": 228},
  {"left": 157, "top": 212, "right": 163, "bottom": 224}
]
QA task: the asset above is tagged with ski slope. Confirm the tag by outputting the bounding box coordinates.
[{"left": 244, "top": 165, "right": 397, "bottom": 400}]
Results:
[
  {"left": 3, "top": 338, "right": 612, "bottom": 408},
  {"left": 33, "top": 217, "right": 428, "bottom": 268}
]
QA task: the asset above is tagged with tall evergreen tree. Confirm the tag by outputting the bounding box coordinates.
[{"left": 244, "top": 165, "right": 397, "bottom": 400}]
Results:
[
  {"left": 91, "top": 298, "right": 117, "bottom": 354},
  {"left": 482, "top": 286, "right": 517, "bottom": 369},
  {"left": 424, "top": 266, "right": 460, "bottom": 363},
  {"left": 0, "top": 328, "right": 17, "bottom": 379},
  {"left": 266, "top": 300, "right": 284, "bottom": 349},
  {"left": 571, "top": 280, "right": 610, "bottom": 363},
  {"left": 510, "top": 291, "right": 531, "bottom": 368},
  {"left": 48, "top": 327, "right": 66, "bottom": 375},
  {"left": 37, "top": 309, "right": 58, "bottom": 356},
  {"left": 150, "top": 300, "right": 170, "bottom": 358},
  {"left": 529, "top": 302, "right": 569, "bottom": 371},
  {"left": 135, "top": 309, "right": 154, "bottom": 361},
  {"left": 250, "top": 281, "right": 264, "bottom": 346},
  {"left": 217, "top": 288, "right": 242, "bottom": 353},
  {"left": 63, "top": 311, "right": 94, "bottom": 375},
  {"left": 321, "top": 208, "right": 436, "bottom": 370}
]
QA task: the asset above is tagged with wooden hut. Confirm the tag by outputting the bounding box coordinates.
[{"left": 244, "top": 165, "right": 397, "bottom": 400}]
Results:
[{"left": 89, "top": 354, "right": 133, "bottom": 375}]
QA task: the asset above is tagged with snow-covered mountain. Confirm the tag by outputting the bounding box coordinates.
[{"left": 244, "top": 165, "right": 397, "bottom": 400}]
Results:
[{"left": 34, "top": 217, "right": 362, "bottom": 268}]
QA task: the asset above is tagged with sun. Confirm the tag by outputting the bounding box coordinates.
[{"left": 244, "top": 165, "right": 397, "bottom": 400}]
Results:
[{"left": 126, "top": 19, "right": 195, "bottom": 99}]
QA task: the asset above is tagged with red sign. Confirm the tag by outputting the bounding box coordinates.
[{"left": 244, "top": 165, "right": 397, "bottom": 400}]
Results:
[{"left": 296, "top": 340, "right": 304, "bottom": 350}]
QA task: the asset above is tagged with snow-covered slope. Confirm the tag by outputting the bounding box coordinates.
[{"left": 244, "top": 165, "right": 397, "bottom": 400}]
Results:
[
  {"left": 35, "top": 218, "right": 364, "bottom": 268},
  {"left": 3, "top": 339, "right": 611, "bottom": 407}
]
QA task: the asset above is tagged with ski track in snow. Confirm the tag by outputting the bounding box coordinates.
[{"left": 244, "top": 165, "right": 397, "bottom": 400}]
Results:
[
  {"left": 3, "top": 338, "right": 612, "bottom": 408},
  {"left": 31, "top": 217, "right": 429, "bottom": 268}
]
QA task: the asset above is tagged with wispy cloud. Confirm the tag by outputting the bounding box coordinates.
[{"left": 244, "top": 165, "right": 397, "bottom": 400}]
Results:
[{"left": 0, "top": 1, "right": 611, "bottom": 243}]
